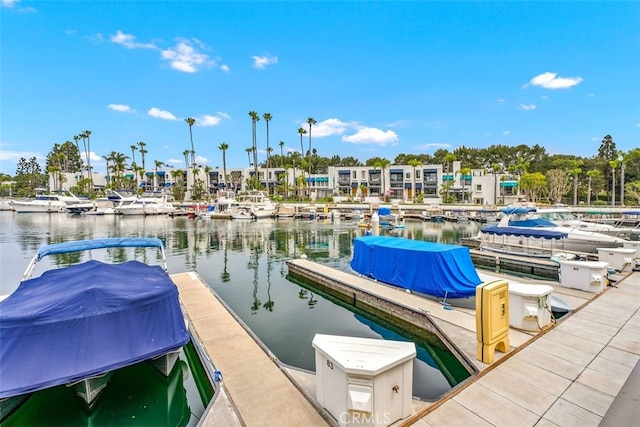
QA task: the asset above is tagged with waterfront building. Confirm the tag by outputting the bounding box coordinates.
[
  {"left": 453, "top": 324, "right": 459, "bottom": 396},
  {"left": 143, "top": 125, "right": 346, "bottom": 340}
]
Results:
[{"left": 52, "top": 161, "right": 524, "bottom": 205}]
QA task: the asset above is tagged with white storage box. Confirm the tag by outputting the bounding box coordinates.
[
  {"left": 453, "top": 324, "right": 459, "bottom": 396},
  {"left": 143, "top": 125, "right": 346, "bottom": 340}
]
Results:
[
  {"left": 312, "top": 334, "right": 416, "bottom": 427},
  {"left": 558, "top": 260, "right": 609, "bottom": 292},
  {"left": 508, "top": 283, "right": 554, "bottom": 331},
  {"left": 597, "top": 247, "right": 637, "bottom": 272},
  {"left": 622, "top": 241, "right": 640, "bottom": 257}
]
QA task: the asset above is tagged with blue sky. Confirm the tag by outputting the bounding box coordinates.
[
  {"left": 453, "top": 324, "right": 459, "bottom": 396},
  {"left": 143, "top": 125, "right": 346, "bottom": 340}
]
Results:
[{"left": 1, "top": 0, "right": 639, "bottom": 175}]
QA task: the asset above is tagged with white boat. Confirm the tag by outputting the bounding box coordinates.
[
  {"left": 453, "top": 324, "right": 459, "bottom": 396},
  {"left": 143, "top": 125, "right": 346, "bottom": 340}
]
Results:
[
  {"left": 10, "top": 191, "right": 87, "bottom": 213},
  {"left": 536, "top": 206, "right": 637, "bottom": 238},
  {"left": 480, "top": 207, "right": 626, "bottom": 256},
  {"left": 207, "top": 190, "right": 239, "bottom": 219},
  {"left": 275, "top": 204, "right": 297, "bottom": 219},
  {"left": 115, "top": 195, "right": 176, "bottom": 216},
  {"left": 230, "top": 190, "right": 277, "bottom": 220}
]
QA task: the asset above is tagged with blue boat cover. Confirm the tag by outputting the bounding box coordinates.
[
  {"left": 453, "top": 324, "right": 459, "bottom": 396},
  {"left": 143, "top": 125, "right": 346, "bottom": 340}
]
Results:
[
  {"left": 481, "top": 225, "right": 568, "bottom": 240},
  {"left": 350, "top": 236, "right": 481, "bottom": 298},
  {"left": 378, "top": 207, "right": 391, "bottom": 216},
  {"left": 0, "top": 260, "right": 189, "bottom": 398}
]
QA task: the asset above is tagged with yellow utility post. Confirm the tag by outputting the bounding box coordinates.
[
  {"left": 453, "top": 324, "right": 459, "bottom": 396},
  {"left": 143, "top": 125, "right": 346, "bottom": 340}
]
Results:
[{"left": 476, "top": 280, "right": 510, "bottom": 364}]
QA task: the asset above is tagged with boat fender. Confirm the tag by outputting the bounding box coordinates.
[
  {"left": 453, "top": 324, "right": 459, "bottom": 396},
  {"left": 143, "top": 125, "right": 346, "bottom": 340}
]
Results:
[{"left": 214, "top": 370, "right": 223, "bottom": 382}]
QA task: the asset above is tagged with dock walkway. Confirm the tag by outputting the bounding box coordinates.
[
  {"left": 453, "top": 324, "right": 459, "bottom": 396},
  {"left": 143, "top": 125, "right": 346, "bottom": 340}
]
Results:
[
  {"left": 171, "top": 271, "right": 329, "bottom": 427},
  {"left": 173, "top": 262, "right": 640, "bottom": 426}
]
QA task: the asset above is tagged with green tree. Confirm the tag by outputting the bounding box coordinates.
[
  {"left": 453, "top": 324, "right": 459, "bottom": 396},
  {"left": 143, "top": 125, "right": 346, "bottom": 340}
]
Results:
[
  {"left": 138, "top": 141, "right": 147, "bottom": 170},
  {"left": 263, "top": 113, "right": 272, "bottom": 194},
  {"left": 185, "top": 117, "right": 196, "bottom": 168},
  {"left": 219, "top": 142, "right": 229, "bottom": 190},
  {"left": 15, "top": 157, "right": 47, "bottom": 197},
  {"left": 306, "top": 117, "right": 316, "bottom": 193},
  {"left": 520, "top": 172, "right": 546, "bottom": 203},
  {"left": 249, "top": 111, "right": 260, "bottom": 179},
  {"left": 408, "top": 159, "right": 422, "bottom": 201}
]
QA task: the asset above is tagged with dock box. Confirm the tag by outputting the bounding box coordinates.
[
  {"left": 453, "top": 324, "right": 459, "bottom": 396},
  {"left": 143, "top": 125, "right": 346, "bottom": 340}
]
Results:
[
  {"left": 558, "top": 260, "right": 609, "bottom": 292},
  {"left": 312, "top": 334, "right": 415, "bottom": 427},
  {"left": 597, "top": 247, "right": 637, "bottom": 272},
  {"left": 508, "top": 283, "right": 553, "bottom": 331}
]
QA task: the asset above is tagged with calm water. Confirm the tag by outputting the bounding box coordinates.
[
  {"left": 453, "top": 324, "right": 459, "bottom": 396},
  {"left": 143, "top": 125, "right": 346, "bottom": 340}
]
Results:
[{"left": 0, "top": 211, "right": 483, "bottom": 400}]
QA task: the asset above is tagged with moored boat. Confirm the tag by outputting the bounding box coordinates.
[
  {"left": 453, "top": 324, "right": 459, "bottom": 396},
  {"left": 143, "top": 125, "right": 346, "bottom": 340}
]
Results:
[
  {"left": 0, "top": 238, "right": 190, "bottom": 408},
  {"left": 350, "top": 235, "right": 481, "bottom": 307}
]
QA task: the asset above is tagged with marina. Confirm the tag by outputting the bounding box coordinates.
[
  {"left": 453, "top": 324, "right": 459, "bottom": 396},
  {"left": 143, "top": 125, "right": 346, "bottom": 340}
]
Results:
[{"left": 0, "top": 210, "right": 639, "bottom": 425}]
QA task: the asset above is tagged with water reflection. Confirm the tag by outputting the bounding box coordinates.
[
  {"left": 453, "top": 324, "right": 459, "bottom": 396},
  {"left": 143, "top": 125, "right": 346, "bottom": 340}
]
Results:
[{"left": 0, "top": 212, "right": 482, "bottom": 400}]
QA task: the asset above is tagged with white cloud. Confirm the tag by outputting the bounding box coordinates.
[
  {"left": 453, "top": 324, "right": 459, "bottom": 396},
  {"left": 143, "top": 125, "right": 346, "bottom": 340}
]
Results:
[
  {"left": 307, "top": 118, "right": 353, "bottom": 138},
  {"left": 502, "top": 130, "right": 510, "bottom": 135},
  {"left": 198, "top": 115, "right": 222, "bottom": 127},
  {"left": 526, "top": 72, "right": 583, "bottom": 89},
  {"left": 220, "top": 64, "right": 230, "bottom": 73},
  {"left": 497, "top": 98, "right": 506, "bottom": 104},
  {"left": 107, "top": 103, "right": 132, "bottom": 113},
  {"left": 110, "top": 30, "right": 157, "bottom": 49},
  {"left": 1, "top": 0, "right": 17, "bottom": 7},
  {"left": 161, "top": 39, "right": 214, "bottom": 73},
  {"left": 519, "top": 104, "right": 536, "bottom": 111},
  {"left": 0, "top": 149, "right": 40, "bottom": 162},
  {"left": 342, "top": 127, "right": 399, "bottom": 146},
  {"left": 217, "top": 112, "right": 231, "bottom": 120},
  {"left": 147, "top": 107, "right": 177, "bottom": 120},
  {"left": 252, "top": 55, "right": 278, "bottom": 70},
  {"left": 166, "top": 158, "right": 183, "bottom": 165}
]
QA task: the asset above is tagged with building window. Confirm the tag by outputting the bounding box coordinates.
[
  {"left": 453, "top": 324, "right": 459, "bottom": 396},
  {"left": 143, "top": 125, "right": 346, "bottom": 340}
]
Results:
[
  {"left": 416, "top": 170, "right": 421, "bottom": 179},
  {"left": 406, "top": 172, "right": 411, "bottom": 179},
  {"left": 476, "top": 184, "right": 482, "bottom": 191},
  {"left": 353, "top": 171, "right": 357, "bottom": 179}
]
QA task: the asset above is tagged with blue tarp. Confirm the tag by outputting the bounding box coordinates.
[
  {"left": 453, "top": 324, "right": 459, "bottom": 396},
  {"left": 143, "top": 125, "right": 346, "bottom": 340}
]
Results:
[
  {"left": 0, "top": 260, "right": 189, "bottom": 398},
  {"left": 378, "top": 207, "right": 391, "bottom": 216},
  {"left": 480, "top": 225, "right": 568, "bottom": 240},
  {"left": 350, "top": 236, "right": 481, "bottom": 298}
]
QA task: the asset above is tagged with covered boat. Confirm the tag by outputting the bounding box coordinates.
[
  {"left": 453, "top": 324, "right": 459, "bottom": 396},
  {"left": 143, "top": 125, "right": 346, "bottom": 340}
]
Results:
[
  {"left": 479, "top": 224, "right": 568, "bottom": 258},
  {"left": 350, "top": 236, "right": 481, "bottom": 299},
  {"left": 0, "top": 238, "right": 189, "bottom": 404}
]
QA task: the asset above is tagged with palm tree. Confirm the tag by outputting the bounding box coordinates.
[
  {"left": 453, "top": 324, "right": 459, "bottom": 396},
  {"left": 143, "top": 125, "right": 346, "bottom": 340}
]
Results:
[
  {"left": 185, "top": 117, "right": 196, "bottom": 168},
  {"left": 219, "top": 142, "right": 229, "bottom": 189},
  {"left": 279, "top": 141, "right": 285, "bottom": 166},
  {"left": 567, "top": 163, "right": 582, "bottom": 206},
  {"left": 306, "top": 118, "right": 316, "bottom": 194},
  {"left": 130, "top": 145, "right": 137, "bottom": 168},
  {"left": 619, "top": 151, "right": 627, "bottom": 206},
  {"left": 154, "top": 160, "right": 165, "bottom": 191},
  {"left": 489, "top": 163, "right": 503, "bottom": 205},
  {"left": 83, "top": 130, "right": 93, "bottom": 197},
  {"left": 245, "top": 147, "right": 253, "bottom": 167},
  {"left": 73, "top": 135, "right": 83, "bottom": 180},
  {"left": 297, "top": 127, "right": 307, "bottom": 156},
  {"left": 609, "top": 159, "right": 619, "bottom": 206},
  {"left": 408, "top": 159, "right": 421, "bottom": 201},
  {"left": 248, "top": 111, "right": 260, "bottom": 179},
  {"left": 373, "top": 158, "right": 391, "bottom": 199},
  {"left": 137, "top": 141, "right": 147, "bottom": 170},
  {"left": 183, "top": 149, "right": 190, "bottom": 169},
  {"left": 263, "top": 113, "right": 272, "bottom": 194},
  {"left": 459, "top": 167, "right": 472, "bottom": 203}
]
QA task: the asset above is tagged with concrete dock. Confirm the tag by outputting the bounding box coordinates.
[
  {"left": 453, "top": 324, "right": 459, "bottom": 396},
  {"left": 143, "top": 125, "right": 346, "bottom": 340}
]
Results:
[{"left": 173, "top": 262, "right": 640, "bottom": 426}]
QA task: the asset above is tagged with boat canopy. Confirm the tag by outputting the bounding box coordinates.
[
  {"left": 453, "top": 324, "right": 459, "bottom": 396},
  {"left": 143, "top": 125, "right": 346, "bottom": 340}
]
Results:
[
  {"left": 480, "top": 225, "right": 568, "bottom": 240},
  {"left": 0, "top": 259, "right": 189, "bottom": 398},
  {"left": 350, "top": 236, "right": 481, "bottom": 299},
  {"left": 500, "top": 206, "right": 537, "bottom": 215},
  {"left": 35, "top": 237, "right": 164, "bottom": 261}
]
